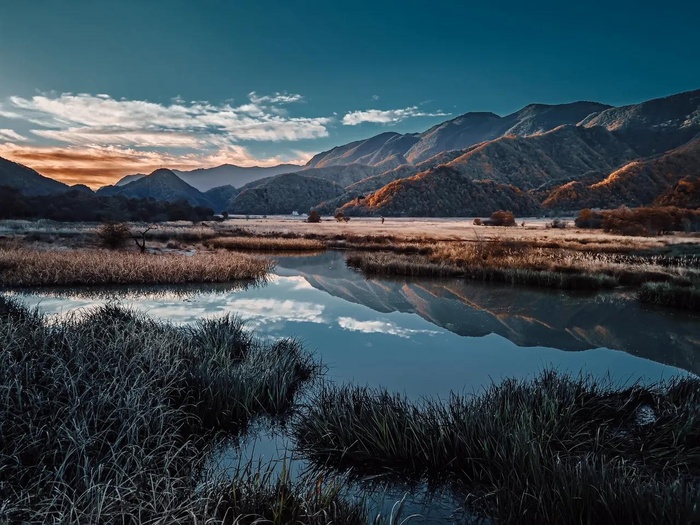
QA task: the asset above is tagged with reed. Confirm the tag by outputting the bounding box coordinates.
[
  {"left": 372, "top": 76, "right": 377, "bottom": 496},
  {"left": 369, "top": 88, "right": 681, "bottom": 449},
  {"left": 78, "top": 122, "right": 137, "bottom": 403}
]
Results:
[
  {"left": 0, "top": 298, "right": 326, "bottom": 523},
  {"left": 294, "top": 371, "right": 700, "bottom": 524},
  {"left": 638, "top": 281, "right": 700, "bottom": 311},
  {"left": 206, "top": 236, "right": 326, "bottom": 251},
  {"left": 0, "top": 247, "right": 272, "bottom": 287}
]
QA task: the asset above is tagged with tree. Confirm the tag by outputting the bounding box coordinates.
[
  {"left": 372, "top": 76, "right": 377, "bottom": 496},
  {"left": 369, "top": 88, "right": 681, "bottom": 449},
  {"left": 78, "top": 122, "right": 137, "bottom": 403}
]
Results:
[
  {"left": 307, "top": 210, "right": 321, "bottom": 223},
  {"left": 97, "top": 223, "right": 131, "bottom": 249}
]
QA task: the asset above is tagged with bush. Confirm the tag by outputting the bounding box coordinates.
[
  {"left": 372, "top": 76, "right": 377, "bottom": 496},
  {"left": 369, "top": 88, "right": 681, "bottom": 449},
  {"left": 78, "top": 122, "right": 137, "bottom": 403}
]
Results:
[
  {"left": 307, "top": 210, "right": 321, "bottom": 223},
  {"left": 97, "top": 222, "right": 131, "bottom": 249},
  {"left": 483, "top": 210, "right": 516, "bottom": 226},
  {"left": 575, "top": 209, "right": 604, "bottom": 228}
]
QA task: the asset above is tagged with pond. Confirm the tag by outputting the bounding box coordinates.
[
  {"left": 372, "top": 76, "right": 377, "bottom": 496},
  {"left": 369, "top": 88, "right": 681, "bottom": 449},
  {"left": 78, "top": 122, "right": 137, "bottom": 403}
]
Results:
[{"left": 8, "top": 251, "right": 700, "bottom": 522}]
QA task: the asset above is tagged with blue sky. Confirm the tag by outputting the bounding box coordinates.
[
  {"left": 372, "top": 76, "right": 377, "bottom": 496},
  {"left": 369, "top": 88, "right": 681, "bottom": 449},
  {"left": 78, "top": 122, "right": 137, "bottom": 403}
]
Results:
[{"left": 0, "top": 0, "right": 698, "bottom": 186}]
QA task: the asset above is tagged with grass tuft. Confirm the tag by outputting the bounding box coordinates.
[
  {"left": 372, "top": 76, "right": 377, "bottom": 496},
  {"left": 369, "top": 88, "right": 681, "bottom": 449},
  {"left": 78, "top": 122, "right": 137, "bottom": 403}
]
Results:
[{"left": 295, "top": 371, "right": 700, "bottom": 524}]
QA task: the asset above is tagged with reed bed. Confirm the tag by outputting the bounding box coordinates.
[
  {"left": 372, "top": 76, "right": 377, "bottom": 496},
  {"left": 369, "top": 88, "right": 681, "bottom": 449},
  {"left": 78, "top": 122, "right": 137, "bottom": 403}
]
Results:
[
  {"left": 346, "top": 239, "right": 699, "bottom": 291},
  {"left": 346, "top": 252, "right": 618, "bottom": 290},
  {"left": 206, "top": 236, "right": 326, "bottom": 252},
  {"left": 638, "top": 282, "right": 700, "bottom": 311},
  {"left": 0, "top": 247, "right": 272, "bottom": 287},
  {"left": 294, "top": 371, "right": 700, "bottom": 524},
  {"left": 0, "top": 298, "right": 386, "bottom": 523}
]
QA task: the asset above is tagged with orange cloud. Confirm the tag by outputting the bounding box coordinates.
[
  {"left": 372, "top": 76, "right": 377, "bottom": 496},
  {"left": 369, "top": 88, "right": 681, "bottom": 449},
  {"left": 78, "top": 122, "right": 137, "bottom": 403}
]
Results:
[{"left": 0, "top": 144, "right": 313, "bottom": 188}]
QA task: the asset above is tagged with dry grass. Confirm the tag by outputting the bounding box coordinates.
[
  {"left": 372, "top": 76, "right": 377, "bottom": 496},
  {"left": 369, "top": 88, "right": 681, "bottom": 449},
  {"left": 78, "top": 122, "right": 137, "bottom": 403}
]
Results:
[
  {"left": 0, "top": 247, "right": 272, "bottom": 287},
  {"left": 345, "top": 240, "right": 699, "bottom": 291},
  {"left": 206, "top": 236, "right": 325, "bottom": 251}
]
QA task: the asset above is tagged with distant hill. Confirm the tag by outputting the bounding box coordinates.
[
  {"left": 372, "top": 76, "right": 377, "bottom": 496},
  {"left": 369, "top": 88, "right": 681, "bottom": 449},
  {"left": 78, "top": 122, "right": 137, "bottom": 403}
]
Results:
[
  {"left": 542, "top": 137, "right": 700, "bottom": 210},
  {"left": 339, "top": 165, "right": 541, "bottom": 217},
  {"left": 228, "top": 173, "right": 345, "bottom": 215},
  {"left": 0, "top": 156, "right": 71, "bottom": 195},
  {"left": 580, "top": 88, "right": 700, "bottom": 156},
  {"left": 204, "top": 185, "right": 239, "bottom": 213},
  {"left": 98, "top": 168, "right": 214, "bottom": 208},
  {"left": 115, "top": 164, "right": 302, "bottom": 192},
  {"left": 305, "top": 101, "right": 610, "bottom": 169}
]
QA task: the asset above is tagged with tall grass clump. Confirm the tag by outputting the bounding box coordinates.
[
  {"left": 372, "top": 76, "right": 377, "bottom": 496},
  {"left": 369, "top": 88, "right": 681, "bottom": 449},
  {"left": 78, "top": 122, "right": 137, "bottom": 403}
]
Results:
[
  {"left": 206, "top": 236, "right": 326, "bottom": 252},
  {"left": 0, "top": 297, "right": 324, "bottom": 523},
  {"left": 295, "top": 371, "right": 700, "bottom": 524},
  {"left": 0, "top": 247, "right": 272, "bottom": 287},
  {"left": 638, "top": 282, "right": 700, "bottom": 311}
]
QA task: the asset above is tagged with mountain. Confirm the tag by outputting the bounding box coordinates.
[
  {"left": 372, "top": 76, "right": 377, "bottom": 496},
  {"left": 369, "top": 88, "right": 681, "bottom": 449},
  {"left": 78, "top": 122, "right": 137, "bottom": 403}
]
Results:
[
  {"left": 173, "top": 163, "right": 301, "bottom": 191},
  {"left": 228, "top": 172, "right": 345, "bottom": 215},
  {"left": 305, "top": 101, "right": 610, "bottom": 170},
  {"left": 580, "top": 88, "right": 700, "bottom": 156},
  {"left": 115, "top": 173, "right": 146, "bottom": 186},
  {"left": 339, "top": 165, "right": 541, "bottom": 217},
  {"left": 0, "top": 156, "right": 71, "bottom": 195},
  {"left": 542, "top": 137, "right": 700, "bottom": 210},
  {"left": 115, "top": 164, "right": 302, "bottom": 192},
  {"left": 654, "top": 176, "right": 700, "bottom": 209},
  {"left": 305, "top": 132, "right": 420, "bottom": 169},
  {"left": 204, "top": 185, "right": 239, "bottom": 213},
  {"left": 98, "top": 168, "right": 214, "bottom": 208}
]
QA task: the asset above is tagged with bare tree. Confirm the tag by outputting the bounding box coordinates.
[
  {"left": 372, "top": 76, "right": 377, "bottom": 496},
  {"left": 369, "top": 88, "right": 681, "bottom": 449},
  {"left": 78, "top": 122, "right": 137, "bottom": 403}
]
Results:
[{"left": 131, "top": 227, "right": 153, "bottom": 254}]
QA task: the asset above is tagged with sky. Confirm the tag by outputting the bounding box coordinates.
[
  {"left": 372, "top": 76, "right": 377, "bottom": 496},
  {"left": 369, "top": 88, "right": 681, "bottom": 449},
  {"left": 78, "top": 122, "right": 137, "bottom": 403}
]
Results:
[{"left": 0, "top": 0, "right": 698, "bottom": 188}]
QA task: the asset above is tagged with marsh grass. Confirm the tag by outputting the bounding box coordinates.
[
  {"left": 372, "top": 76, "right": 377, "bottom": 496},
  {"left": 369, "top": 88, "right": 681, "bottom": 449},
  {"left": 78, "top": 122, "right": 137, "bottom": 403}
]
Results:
[
  {"left": 346, "top": 252, "right": 618, "bottom": 290},
  {"left": 638, "top": 281, "right": 700, "bottom": 311},
  {"left": 206, "top": 236, "right": 326, "bottom": 251},
  {"left": 0, "top": 247, "right": 272, "bottom": 287},
  {"left": 346, "top": 239, "right": 699, "bottom": 291},
  {"left": 210, "top": 460, "right": 369, "bottom": 525},
  {"left": 0, "top": 298, "right": 338, "bottom": 523},
  {"left": 294, "top": 371, "right": 700, "bottom": 524}
]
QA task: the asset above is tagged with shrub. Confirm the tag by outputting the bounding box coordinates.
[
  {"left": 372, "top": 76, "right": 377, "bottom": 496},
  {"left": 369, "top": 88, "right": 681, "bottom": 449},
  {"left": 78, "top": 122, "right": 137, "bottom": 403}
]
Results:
[
  {"left": 307, "top": 210, "right": 321, "bottom": 223},
  {"left": 96, "top": 222, "right": 131, "bottom": 249},
  {"left": 575, "top": 209, "right": 604, "bottom": 228},
  {"left": 484, "top": 210, "right": 516, "bottom": 226}
]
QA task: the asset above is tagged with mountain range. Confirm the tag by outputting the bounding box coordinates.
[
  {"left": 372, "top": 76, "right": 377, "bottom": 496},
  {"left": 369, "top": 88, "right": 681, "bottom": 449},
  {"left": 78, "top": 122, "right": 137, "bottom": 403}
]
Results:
[{"left": 2, "top": 88, "right": 699, "bottom": 216}]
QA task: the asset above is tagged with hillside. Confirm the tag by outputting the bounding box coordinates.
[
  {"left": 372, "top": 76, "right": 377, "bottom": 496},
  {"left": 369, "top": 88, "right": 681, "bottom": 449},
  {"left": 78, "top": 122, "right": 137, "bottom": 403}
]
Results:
[
  {"left": 204, "top": 185, "right": 239, "bottom": 213},
  {"left": 339, "top": 165, "right": 541, "bottom": 217},
  {"left": 115, "top": 163, "right": 301, "bottom": 192},
  {"left": 580, "top": 88, "right": 700, "bottom": 156},
  {"left": 228, "top": 173, "right": 345, "bottom": 215},
  {"left": 542, "top": 137, "right": 700, "bottom": 210},
  {"left": 98, "top": 169, "right": 214, "bottom": 208},
  {"left": 0, "top": 156, "right": 71, "bottom": 196}
]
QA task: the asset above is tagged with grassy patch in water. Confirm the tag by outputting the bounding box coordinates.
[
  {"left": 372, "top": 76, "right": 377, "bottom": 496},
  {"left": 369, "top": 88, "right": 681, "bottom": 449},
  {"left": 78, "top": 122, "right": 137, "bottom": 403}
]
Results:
[
  {"left": 638, "top": 281, "right": 700, "bottom": 311},
  {"left": 294, "top": 371, "right": 700, "bottom": 524},
  {"left": 346, "top": 251, "right": 618, "bottom": 290},
  {"left": 206, "top": 236, "right": 326, "bottom": 252},
  {"left": 0, "top": 297, "right": 378, "bottom": 523}
]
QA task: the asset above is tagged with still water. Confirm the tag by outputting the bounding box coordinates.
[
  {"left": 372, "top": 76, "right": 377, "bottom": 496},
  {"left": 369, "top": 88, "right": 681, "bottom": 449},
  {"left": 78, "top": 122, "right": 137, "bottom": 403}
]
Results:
[{"left": 9, "top": 251, "right": 700, "bottom": 522}]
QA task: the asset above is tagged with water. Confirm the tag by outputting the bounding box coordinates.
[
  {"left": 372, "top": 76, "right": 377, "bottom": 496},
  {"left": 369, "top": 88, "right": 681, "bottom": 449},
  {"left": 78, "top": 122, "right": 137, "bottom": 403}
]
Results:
[{"left": 7, "top": 251, "right": 699, "bottom": 522}]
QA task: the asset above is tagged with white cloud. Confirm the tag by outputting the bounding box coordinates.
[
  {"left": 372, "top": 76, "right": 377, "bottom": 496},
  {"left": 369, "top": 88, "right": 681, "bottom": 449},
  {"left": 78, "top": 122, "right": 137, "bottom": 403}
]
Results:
[
  {"left": 337, "top": 316, "right": 438, "bottom": 338},
  {"left": 0, "top": 129, "right": 27, "bottom": 142},
  {"left": 224, "top": 298, "right": 326, "bottom": 328},
  {"left": 248, "top": 91, "right": 304, "bottom": 105},
  {"left": 342, "top": 106, "right": 449, "bottom": 126},
  {"left": 0, "top": 92, "right": 330, "bottom": 146},
  {"left": 371, "top": 95, "right": 381, "bottom": 101}
]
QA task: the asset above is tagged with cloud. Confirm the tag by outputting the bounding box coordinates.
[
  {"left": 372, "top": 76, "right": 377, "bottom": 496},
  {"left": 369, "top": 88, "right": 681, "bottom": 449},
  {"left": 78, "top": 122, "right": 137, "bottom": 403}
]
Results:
[
  {"left": 0, "top": 91, "right": 326, "bottom": 187},
  {"left": 248, "top": 91, "right": 304, "bottom": 105},
  {"left": 371, "top": 95, "right": 381, "bottom": 101},
  {"left": 0, "top": 129, "right": 27, "bottom": 142},
  {"left": 0, "top": 92, "right": 329, "bottom": 145},
  {"left": 0, "top": 143, "right": 309, "bottom": 187},
  {"left": 342, "top": 106, "right": 449, "bottom": 126},
  {"left": 223, "top": 298, "right": 326, "bottom": 328},
  {"left": 337, "top": 316, "right": 438, "bottom": 338}
]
